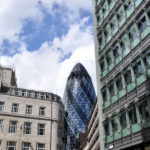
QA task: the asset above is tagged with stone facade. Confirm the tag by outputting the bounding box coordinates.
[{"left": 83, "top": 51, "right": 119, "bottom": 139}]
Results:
[{"left": 0, "top": 66, "right": 65, "bottom": 150}]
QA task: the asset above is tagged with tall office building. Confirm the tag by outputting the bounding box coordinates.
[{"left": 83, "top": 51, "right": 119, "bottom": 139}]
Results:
[
  {"left": 92, "top": 0, "right": 150, "bottom": 149},
  {"left": 0, "top": 66, "right": 65, "bottom": 150},
  {"left": 63, "top": 63, "right": 96, "bottom": 149}
]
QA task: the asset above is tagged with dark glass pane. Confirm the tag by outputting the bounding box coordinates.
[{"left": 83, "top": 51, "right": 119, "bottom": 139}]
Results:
[
  {"left": 104, "top": 120, "right": 110, "bottom": 136},
  {"left": 113, "top": 46, "right": 119, "bottom": 59},
  {"left": 116, "top": 76, "right": 123, "bottom": 91},
  {"left": 129, "top": 105, "right": 137, "bottom": 124},
  {"left": 125, "top": 69, "right": 132, "bottom": 85},
  {"left": 138, "top": 16, "right": 147, "bottom": 33},
  {"left": 120, "top": 111, "right": 127, "bottom": 129},
  {"left": 112, "top": 117, "right": 118, "bottom": 132},
  {"left": 109, "top": 82, "right": 114, "bottom": 97},
  {"left": 133, "top": 60, "right": 143, "bottom": 77}
]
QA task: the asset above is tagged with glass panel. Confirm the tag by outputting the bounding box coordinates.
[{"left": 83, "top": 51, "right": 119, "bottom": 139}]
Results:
[
  {"left": 139, "top": 100, "right": 150, "bottom": 128},
  {"left": 108, "top": 0, "right": 115, "bottom": 11},
  {"left": 111, "top": 15, "right": 118, "bottom": 35},
  {"left": 116, "top": 76, "right": 123, "bottom": 92},
  {"left": 106, "top": 51, "right": 114, "bottom": 71},
  {"left": 129, "top": 105, "right": 137, "bottom": 124},
  {"left": 124, "top": 0, "right": 134, "bottom": 17},
  {"left": 120, "top": 34, "right": 130, "bottom": 57},
  {"left": 129, "top": 24, "right": 140, "bottom": 49},
  {"left": 117, "top": 6, "right": 126, "bottom": 27},
  {"left": 103, "top": 1, "right": 109, "bottom": 19},
  {"left": 113, "top": 44, "right": 121, "bottom": 64}
]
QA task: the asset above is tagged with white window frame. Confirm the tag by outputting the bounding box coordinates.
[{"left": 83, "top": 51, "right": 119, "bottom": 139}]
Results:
[
  {"left": 24, "top": 122, "right": 31, "bottom": 135},
  {"left": 9, "top": 121, "right": 17, "bottom": 133},
  {"left": 22, "top": 142, "right": 31, "bottom": 150},
  {"left": 11, "top": 103, "right": 19, "bottom": 113},
  {"left": 7, "top": 141, "right": 16, "bottom": 150},
  {"left": 39, "top": 107, "right": 45, "bottom": 116},
  {"left": 36, "top": 143, "right": 45, "bottom": 150},
  {"left": 38, "top": 124, "right": 45, "bottom": 135},
  {"left": 26, "top": 105, "right": 32, "bottom": 114}
]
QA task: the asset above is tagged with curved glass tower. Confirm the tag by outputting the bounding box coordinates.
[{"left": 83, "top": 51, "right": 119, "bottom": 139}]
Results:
[{"left": 63, "top": 63, "right": 96, "bottom": 149}]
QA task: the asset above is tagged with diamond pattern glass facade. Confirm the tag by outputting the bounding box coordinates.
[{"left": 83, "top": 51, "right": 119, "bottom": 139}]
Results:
[{"left": 63, "top": 63, "right": 96, "bottom": 150}]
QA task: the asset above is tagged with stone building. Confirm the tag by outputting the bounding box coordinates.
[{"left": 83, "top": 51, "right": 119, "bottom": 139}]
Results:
[
  {"left": 0, "top": 66, "right": 65, "bottom": 150},
  {"left": 92, "top": 0, "right": 150, "bottom": 149}
]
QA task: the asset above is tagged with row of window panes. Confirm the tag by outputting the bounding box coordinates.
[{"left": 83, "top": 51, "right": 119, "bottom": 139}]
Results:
[
  {"left": 97, "top": 0, "right": 143, "bottom": 28},
  {"left": 2, "top": 141, "right": 45, "bottom": 150},
  {"left": 0, "top": 121, "right": 45, "bottom": 135},
  {"left": 0, "top": 102, "right": 45, "bottom": 115},
  {"left": 12, "top": 89, "right": 59, "bottom": 101},
  {"left": 102, "top": 48, "right": 150, "bottom": 108},
  {"left": 99, "top": 9, "right": 150, "bottom": 78},
  {"left": 104, "top": 98, "right": 150, "bottom": 144},
  {"left": 98, "top": 5, "right": 150, "bottom": 53}
]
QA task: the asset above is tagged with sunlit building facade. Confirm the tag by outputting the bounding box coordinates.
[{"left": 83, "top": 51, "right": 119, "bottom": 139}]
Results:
[
  {"left": 92, "top": 0, "right": 150, "bottom": 150},
  {"left": 0, "top": 66, "right": 65, "bottom": 150},
  {"left": 63, "top": 63, "right": 96, "bottom": 150}
]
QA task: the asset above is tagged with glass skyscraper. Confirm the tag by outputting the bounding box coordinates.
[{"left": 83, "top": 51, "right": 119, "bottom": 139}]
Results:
[{"left": 63, "top": 63, "right": 96, "bottom": 150}]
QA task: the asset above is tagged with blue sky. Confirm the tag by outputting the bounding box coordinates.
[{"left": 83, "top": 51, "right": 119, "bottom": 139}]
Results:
[{"left": 0, "top": 0, "right": 96, "bottom": 97}]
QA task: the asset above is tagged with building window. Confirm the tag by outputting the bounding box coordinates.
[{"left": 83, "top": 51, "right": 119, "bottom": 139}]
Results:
[
  {"left": 104, "top": 120, "right": 110, "bottom": 136},
  {"left": 143, "top": 49, "right": 150, "bottom": 69},
  {"left": 117, "top": 6, "right": 125, "bottom": 26},
  {"left": 100, "top": 58, "right": 106, "bottom": 73},
  {"left": 138, "top": 13, "right": 147, "bottom": 33},
  {"left": 26, "top": 105, "right": 32, "bottom": 114},
  {"left": 38, "top": 124, "right": 45, "bottom": 135},
  {"left": 113, "top": 44, "right": 121, "bottom": 61},
  {"left": 9, "top": 121, "right": 17, "bottom": 133},
  {"left": 58, "top": 110, "right": 63, "bottom": 120},
  {"left": 0, "top": 102, "right": 5, "bottom": 111},
  {"left": 109, "top": 81, "right": 114, "bottom": 97},
  {"left": 39, "top": 107, "right": 45, "bottom": 116},
  {"left": 27, "top": 91, "right": 32, "bottom": 97},
  {"left": 7, "top": 141, "right": 16, "bottom": 150},
  {"left": 11, "top": 103, "right": 19, "bottom": 113},
  {"left": 36, "top": 143, "right": 45, "bottom": 150},
  {"left": 0, "top": 120, "right": 3, "bottom": 132},
  {"left": 57, "top": 126, "right": 62, "bottom": 137},
  {"left": 22, "top": 142, "right": 31, "bottom": 150},
  {"left": 116, "top": 75, "right": 123, "bottom": 92},
  {"left": 129, "top": 105, "right": 137, "bottom": 124},
  {"left": 106, "top": 51, "right": 112, "bottom": 67},
  {"left": 102, "top": 87, "right": 107, "bottom": 103},
  {"left": 139, "top": 100, "right": 150, "bottom": 123},
  {"left": 112, "top": 116, "right": 118, "bottom": 133},
  {"left": 133, "top": 58, "right": 144, "bottom": 78},
  {"left": 24, "top": 122, "right": 31, "bottom": 134},
  {"left": 124, "top": 67, "right": 132, "bottom": 85},
  {"left": 120, "top": 111, "right": 127, "bottom": 129}
]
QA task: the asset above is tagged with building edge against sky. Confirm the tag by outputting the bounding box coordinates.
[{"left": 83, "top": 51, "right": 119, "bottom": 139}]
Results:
[
  {"left": 92, "top": 0, "right": 150, "bottom": 150},
  {"left": 63, "top": 63, "right": 96, "bottom": 150},
  {"left": 0, "top": 66, "right": 65, "bottom": 150}
]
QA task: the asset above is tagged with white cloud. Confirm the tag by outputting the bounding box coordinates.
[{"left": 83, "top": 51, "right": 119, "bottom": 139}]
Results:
[
  {"left": 0, "top": 0, "right": 42, "bottom": 45},
  {"left": 0, "top": 20, "right": 96, "bottom": 98}
]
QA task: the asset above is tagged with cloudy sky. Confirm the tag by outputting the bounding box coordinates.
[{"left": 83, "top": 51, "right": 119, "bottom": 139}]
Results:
[{"left": 0, "top": 0, "right": 96, "bottom": 97}]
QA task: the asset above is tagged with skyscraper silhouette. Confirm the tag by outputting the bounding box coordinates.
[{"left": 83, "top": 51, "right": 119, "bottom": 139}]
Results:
[{"left": 63, "top": 63, "right": 96, "bottom": 149}]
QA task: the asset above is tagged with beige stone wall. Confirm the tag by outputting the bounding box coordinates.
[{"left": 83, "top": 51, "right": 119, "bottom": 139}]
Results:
[{"left": 0, "top": 93, "right": 65, "bottom": 150}]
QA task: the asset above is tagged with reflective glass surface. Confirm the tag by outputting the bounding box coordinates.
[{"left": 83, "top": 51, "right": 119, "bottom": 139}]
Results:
[{"left": 63, "top": 63, "right": 96, "bottom": 150}]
